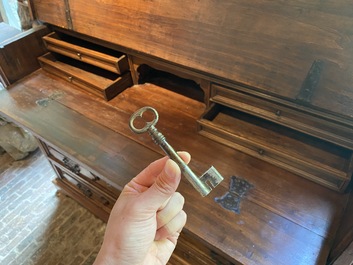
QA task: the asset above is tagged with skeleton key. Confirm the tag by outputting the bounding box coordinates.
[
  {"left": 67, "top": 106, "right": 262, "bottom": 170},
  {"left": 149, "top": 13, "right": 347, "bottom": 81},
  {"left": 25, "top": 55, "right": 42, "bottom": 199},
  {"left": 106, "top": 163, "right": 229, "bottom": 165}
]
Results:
[{"left": 129, "top": 106, "right": 224, "bottom": 197}]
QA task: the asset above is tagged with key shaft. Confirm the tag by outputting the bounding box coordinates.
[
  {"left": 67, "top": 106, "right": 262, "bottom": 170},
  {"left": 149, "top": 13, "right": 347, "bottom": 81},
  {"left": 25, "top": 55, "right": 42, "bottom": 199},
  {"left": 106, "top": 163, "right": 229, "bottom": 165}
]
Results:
[
  {"left": 148, "top": 126, "right": 212, "bottom": 196},
  {"left": 129, "top": 106, "right": 223, "bottom": 197}
]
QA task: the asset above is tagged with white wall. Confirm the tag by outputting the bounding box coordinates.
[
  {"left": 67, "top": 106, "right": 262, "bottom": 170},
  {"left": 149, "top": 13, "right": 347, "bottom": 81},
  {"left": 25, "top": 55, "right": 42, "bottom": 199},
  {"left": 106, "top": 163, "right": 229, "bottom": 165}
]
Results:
[{"left": 0, "top": 0, "right": 21, "bottom": 29}]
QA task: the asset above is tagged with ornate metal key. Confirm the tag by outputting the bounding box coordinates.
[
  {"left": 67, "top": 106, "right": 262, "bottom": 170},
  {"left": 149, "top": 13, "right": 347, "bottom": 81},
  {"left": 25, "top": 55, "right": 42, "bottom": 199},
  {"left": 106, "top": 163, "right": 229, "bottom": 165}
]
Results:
[{"left": 129, "top": 106, "right": 224, "bottom": 197}]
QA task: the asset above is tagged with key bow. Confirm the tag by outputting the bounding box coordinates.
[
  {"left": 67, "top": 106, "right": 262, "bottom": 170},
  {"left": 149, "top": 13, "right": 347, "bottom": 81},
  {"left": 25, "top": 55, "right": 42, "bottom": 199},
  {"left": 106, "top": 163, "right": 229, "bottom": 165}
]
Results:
[
  {"left": 129, "top": 106, "right": 224, "bottom": 197},
  {"left": 129, "top": 106, "right": 159, "bottom": 134}
]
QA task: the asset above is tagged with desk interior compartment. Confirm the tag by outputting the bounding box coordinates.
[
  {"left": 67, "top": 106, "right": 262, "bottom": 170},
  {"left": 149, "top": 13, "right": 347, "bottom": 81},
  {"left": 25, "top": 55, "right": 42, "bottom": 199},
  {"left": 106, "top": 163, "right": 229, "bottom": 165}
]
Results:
[
  {"left": 38, "top": 52, "right": 132, "bottom": 101},
  {"left": 211, "top": 83, "right": 353, "bottom": 150},
  {"left": 42, "top": 32, "right": 129, "bottom": 74},
  {"left": 198, "top": 104, "right": 353, "bottom": 192}
]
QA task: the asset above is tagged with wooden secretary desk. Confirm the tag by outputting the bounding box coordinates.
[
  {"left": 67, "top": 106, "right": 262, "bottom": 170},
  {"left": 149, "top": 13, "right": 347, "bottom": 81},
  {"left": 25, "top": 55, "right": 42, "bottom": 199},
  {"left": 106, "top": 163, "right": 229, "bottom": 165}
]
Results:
[{"left": 1, "top": 1, "right": 353, "bottom": 264}]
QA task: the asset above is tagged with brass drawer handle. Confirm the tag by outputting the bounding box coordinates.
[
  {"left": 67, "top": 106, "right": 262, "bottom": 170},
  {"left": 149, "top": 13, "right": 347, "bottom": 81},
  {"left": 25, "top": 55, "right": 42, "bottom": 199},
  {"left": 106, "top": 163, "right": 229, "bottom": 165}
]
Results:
[
  {"left": 63, "top": 157, "right": 81, "bottom": 174},
  {"left": 100, "top": 196, "right": 110, "bottom": 206},
  {"left": 68, "top": 76, "right": 73, "bottom": 82},
  {"left": 258, "top": 149, "right": 265, "bottom": 155},
  {"left": 275, "top": 110, "right": 282, "bottom": 116},
  {"left": 77, "top": 52, "right": 82, "bottom": 59},
  {"left": 77, "top": 183, "right": 93, "bottom": 198}
]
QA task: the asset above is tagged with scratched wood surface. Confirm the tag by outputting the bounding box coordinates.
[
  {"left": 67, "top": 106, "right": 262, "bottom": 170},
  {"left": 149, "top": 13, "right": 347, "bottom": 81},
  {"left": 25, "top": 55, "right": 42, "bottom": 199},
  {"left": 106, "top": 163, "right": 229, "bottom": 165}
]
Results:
[
  {"left": 31, "top": 0, "right": 68, "bottom": 29},
  {"left": 31, "top": 0, "right": 353, "bottom": 120},
  {"left": 0, "top": 70, "right": 349, "bottom": 264}
]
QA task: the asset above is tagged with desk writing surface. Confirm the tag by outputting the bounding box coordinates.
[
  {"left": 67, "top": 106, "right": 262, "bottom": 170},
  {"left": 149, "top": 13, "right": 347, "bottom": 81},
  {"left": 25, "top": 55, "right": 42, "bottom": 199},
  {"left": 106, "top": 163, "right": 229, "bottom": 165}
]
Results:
[
  {"left": 0, "top": 70, "right": 348, "bottom": 264},
  {"left": 32, "top": 0, "right": 353, "bottom": 120}
]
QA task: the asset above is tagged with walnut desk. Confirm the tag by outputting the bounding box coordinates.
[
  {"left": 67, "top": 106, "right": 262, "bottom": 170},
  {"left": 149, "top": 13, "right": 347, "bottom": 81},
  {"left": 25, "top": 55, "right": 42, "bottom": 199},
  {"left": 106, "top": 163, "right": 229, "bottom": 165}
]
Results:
[
  {"left": 0, "top": 69, "right": 350, "bottom": 264},
  {"left": 1, "top": 0, "right": 353, "bottom": 263}
]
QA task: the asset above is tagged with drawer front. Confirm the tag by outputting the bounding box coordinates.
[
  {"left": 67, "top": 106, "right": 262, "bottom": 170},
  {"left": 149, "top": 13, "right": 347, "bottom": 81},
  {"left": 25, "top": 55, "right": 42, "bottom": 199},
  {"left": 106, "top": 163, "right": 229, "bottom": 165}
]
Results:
[
  {"left": 38, "top": 53, "right": 106, "bottom": 97},
  {"left": 211, "top": 83, "right": 353, "bottom": 150},
  {"left": 40, "top": 140, "right": 121, "bottom": 198},
  {"left": 169, "top": 231, "right": 235, "bottom": 265},
  {"left": 53, "top": 164, "right": 116, "bottom": 211},
  {"left": 43, "top": 32, "right": 129, "bottom": 74},
  {"left": 38, "top": 52, "right": 132, "bottom": 100},
  {"left": 198, "top": 104, "right": 353, "bottom": 192}
]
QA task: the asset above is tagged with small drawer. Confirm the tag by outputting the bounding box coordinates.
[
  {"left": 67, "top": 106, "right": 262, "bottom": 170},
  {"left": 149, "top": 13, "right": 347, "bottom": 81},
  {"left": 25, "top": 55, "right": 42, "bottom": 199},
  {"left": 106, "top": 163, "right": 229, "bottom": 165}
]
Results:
[
  {"left": 211, "top": 83, "right": 353, "bottom": 150},
  {"left": 39, "top": 52, "right": 132, "bottom": 101},
  {"left": 43, "top": 143, "right": 120, "bottom": 198},
  {"left": 198, "top": 104, "right": 353, "bottom": 192},
  {"left": 53, "top": 165, "right": 116, "bottom": 211},
  {"left": 43, "top": 32, "right": 129, "bottom": 74}
]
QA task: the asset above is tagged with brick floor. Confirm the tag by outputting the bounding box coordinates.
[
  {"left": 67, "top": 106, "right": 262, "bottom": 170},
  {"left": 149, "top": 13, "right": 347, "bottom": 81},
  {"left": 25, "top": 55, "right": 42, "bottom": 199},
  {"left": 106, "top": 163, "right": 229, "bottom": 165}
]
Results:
[{"left": 0, "top": 149, "right": 106, "bottom": 265}]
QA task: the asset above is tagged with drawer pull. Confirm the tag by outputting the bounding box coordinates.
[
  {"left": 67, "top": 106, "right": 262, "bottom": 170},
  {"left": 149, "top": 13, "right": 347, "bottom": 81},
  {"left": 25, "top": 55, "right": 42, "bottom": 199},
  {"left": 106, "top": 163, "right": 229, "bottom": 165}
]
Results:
[
  {"left": 90, "top": 172, "right": 100, "bottom": 181},
  {"left": 38, "top": 52, "right": 133, "bottom": 101},
  {"left": 63, "top": 157, "right": 81, "bottom": 174},
  {"left": 77, "top": 183, "right": 93, "bottom": 198},
  {"left": 258, "top": 149, "right": 265, "bottom": 155},
  {"left": 100, "top": 196, "right": 110, "bottom": 206},
  {"left": 42, "top": 32, "right": 129, "bottom": 74}
]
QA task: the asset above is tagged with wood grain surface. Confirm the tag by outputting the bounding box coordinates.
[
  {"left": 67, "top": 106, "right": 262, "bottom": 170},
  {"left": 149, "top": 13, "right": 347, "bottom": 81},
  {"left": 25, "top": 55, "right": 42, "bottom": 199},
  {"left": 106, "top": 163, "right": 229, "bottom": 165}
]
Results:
[
  {"left": 32, "top": 0, "right": 353, "bottom": 120},
  {"left": 0, "top": 70, "right": 349, "bottom": 264},
  {"left": 0, "top": 25, "right": 49, "bottom": 85}
]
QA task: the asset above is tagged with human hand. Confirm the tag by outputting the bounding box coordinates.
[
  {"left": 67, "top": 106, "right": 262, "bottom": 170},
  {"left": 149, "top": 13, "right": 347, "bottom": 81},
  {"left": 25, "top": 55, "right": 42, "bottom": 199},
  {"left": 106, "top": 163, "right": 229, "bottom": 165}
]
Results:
[{"left": 94, "top": 152, "right": 190, "bottom": 265}]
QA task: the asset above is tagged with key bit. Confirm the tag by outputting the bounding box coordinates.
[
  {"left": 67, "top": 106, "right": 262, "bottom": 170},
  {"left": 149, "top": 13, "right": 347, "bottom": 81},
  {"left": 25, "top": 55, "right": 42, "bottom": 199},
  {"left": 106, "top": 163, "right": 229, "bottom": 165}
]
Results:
[{"left": 129, "top": 106, "right": 224, "bottom": 197}]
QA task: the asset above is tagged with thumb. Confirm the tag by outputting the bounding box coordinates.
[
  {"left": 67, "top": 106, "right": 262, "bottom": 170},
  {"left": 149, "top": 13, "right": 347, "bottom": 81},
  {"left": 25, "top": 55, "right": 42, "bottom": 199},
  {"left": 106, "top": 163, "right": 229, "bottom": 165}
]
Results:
[{"left": 141, "top": 159, "right": 181, "bottom": 210}]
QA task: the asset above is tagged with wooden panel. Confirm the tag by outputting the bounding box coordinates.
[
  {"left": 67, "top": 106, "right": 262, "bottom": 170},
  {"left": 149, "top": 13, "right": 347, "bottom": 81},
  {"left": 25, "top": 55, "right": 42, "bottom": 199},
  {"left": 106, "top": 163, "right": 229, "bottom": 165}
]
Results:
[
  {"left": 170, "top": 230, "right": 236, "bottom": 265},
  {"left": 2, "top": 71, "right": 349, "bottom": 264},
  {"left": 0, "top": 25, "right": 49, "bottom": 86},
  {"left": 23, "top": 71, "right": 346, "bottom": 237},
  {"left": 31, "top": 0, "right": 69, "bottom": 29},
  {"left": 64, "top": 0, "right": 353, "bottom": 120}
]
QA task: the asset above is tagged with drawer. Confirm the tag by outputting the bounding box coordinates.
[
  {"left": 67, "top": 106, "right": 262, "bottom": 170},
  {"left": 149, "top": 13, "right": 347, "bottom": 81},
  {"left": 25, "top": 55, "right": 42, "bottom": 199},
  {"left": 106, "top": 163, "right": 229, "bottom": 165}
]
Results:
[
  {"left": 41, "top": 141, "right": 121, "bottom": 198},
  {"left": 169, "top": 231, "right": 234, "bottom": 265},
  {"left": 38, "top": 52, "right": 132, "bottom": 101},
  {"left": 53, "top": 164, "right": 116, "bottom": 212},
  {"left": 211, "top": 83, "right": 353, "bottom": 150},
  {"left": 43, "top": 32, "right": 129, "bottom": 74},
  {"left": 198, "top": 104, "right": 353, "bottom": 192}
]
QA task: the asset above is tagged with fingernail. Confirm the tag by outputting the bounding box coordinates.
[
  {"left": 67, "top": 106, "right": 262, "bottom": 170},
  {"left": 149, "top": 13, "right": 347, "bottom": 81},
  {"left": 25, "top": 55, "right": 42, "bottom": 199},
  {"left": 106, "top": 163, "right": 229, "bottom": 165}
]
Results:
[{"left": 165, "top": 159, "right": 179, "bottom": 179}]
